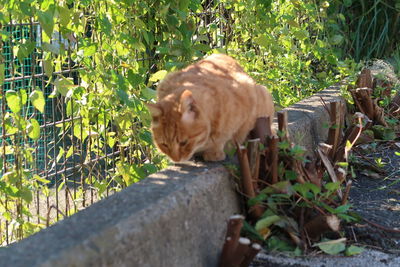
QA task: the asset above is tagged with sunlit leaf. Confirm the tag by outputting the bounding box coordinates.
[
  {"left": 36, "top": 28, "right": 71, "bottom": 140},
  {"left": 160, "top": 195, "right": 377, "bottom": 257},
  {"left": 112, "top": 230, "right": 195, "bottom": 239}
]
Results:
[
  {"left": 255, "top": 215, "right": 281, "bottom": 231},
  {"left": 27, "top": 119, "right": 40, "bottom": 140},
  {"left": 43, "top": 58, "right": 53, "bottom": 77},
  {"left": 33, "top": 174, "right": 50, "bottom": 184},
  {"left": 54, "top": 77, "right": 75, "bottom": 96},
  {"left": 30, "top": 90, "right": 46, "bottom": 113},
  {"left": 66, "top": 146, "right": 73, "bottom": 160},
  {"left": 57, "top": 147, "right": 65, "bottom": 163},
  {"left": 20, "top": 89, "right": 27, "bottom": 106},
  {"left": 293, "top": 29, "right": 309, "bottom": 40},
  {"left": 254, "top": 35, "right": 270, "bottom": 47},
  {"left": 6, "top": 90, "right": 22, "bottom": 114},
  {"left": 37, "top": 8, "right": 55, "bottom": 38},
  {"left": 149, "top": 70, "right": 168, "bottom": 82},
  {"left": 58, "top": 6, "right": 71, "bottom": 27}
]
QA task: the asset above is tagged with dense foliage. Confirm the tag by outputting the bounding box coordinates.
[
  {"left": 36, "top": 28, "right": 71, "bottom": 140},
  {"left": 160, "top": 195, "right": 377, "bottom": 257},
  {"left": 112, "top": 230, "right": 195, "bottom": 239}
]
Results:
[{"left": 0, "top": 0, "right": 398, "bottom": 244}]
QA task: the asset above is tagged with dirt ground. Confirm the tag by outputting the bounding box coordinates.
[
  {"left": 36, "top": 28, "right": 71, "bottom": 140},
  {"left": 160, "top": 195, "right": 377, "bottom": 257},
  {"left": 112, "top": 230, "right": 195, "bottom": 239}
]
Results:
[{"left": 346, "top": 142, "right": 400, "bottom": 254}]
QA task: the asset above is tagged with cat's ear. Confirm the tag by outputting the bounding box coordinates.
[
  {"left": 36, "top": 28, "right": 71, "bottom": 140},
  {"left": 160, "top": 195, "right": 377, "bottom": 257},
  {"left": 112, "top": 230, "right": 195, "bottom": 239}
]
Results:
[
  {"left": 179, "top": 90, "right": 196, "bottom": 124},
  {"left": 147, "top": 103, "right": 162, "bottom": 117},
  {"left": 146, "top": 103, "right": 162, "bottom": 126}
]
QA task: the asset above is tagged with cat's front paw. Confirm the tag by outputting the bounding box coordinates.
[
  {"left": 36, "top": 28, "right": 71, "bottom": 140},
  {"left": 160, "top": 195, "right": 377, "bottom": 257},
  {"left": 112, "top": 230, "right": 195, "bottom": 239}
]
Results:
[{"left": 203, "top": 150, "right": 226, "bottom": 161}]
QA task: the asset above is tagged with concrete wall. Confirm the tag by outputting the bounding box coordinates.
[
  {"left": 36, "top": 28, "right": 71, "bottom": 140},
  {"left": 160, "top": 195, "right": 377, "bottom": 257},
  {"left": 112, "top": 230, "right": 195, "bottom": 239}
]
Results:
[{"left": 0, "top": 86, "right": 342, "bottom": 267}]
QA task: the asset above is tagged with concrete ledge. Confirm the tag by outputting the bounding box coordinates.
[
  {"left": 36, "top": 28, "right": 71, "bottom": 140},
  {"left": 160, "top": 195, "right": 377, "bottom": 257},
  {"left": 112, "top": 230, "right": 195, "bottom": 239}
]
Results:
[
  {"left": 253, "top": 249, "right": 400, "bottom": 267},
  {"left": 0, "top": 86, "right": 343, "bottom": 267},
  {"left": 283, "top": 84, "right": 342, "bottom": 152}
]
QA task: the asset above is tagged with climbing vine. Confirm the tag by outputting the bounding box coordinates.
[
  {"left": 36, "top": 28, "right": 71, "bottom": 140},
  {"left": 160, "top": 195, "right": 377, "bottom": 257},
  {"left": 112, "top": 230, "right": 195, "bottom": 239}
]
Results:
[{"left": 0, "top": 0, "right": 359, "bottom": 244}]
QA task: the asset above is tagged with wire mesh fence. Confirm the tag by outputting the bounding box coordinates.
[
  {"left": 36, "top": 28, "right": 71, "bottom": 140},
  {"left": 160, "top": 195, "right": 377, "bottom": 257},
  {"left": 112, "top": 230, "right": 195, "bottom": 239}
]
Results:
[{"left": 0, "top": 4, "right": 229, "bottom": 246}]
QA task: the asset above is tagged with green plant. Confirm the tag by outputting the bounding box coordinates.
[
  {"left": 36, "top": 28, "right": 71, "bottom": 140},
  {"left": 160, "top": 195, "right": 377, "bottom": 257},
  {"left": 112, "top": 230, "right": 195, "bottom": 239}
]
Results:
[
  {"left": 242, "top": 141, "right": 362, "bottom": 255},
  {"left": 327, "top": 0, "right": 400, "bottom": 62},
  {"left": 0, "top": 0, "right": 359, "bottom": 245}
]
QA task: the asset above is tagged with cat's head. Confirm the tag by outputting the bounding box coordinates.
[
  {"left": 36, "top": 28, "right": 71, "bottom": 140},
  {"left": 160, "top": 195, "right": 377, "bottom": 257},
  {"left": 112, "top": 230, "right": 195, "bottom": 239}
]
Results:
[{"left": 147, "top": 90, "right": 210, "bottom": 162}]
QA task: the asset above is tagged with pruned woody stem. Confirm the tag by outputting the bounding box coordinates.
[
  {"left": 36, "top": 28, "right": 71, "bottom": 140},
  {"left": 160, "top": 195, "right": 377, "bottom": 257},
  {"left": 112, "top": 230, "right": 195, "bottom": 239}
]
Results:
[{"left": 221, "top": 68, "right": 400, "bottom": 264}]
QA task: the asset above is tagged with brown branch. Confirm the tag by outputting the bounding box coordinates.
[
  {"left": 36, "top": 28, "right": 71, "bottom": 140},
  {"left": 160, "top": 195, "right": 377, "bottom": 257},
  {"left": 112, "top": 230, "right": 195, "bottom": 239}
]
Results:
[
  {"left": 249, "top": 117, "right": 273, "bottom": 185},
  {"left": 327, "top": 101, "right": 341, "bottom": 158},
  {"left": 267, "top": 135, "right": 279, "bottom": 184},
  {"left": 240, "top": 243, "right": 262, "bottom": 267},
  {"left": 277, "top": 111, "right": 290, "bottom": 144},
  {"left": 363, "top": 218, "right": 400, "bottom": 233},
  {"left": 341, "top": 180, "right": 352, "bottom": 205},
  {"left": 229, "top": 237, "right": 251, "bottom": 267},
  {"left": 318, "top": 143, "right": 343, "bottom": 199},
  {"left": 334, "top": 125, "right": 363, "bottom": 163},
  {"left": 247, "top": 138, "right": 261, "bottom": 191},
  {"left": 237, "top": 145, "right": 264, "bottom": 219},
  {"left": 286, "top": 228, "right": 304, "bottom": 249},
  {"left": 353, "top": 148, "right": 386, "bottom": 174},
  {"left": 219, "top": 215, "right": 245, "bottom": 267}
]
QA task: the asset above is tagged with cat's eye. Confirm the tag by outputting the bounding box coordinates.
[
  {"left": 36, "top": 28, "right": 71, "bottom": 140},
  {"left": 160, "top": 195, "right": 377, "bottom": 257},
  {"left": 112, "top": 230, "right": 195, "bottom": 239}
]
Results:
[
  {"left": 159, "top": 143, "right": 169, "bottom": 150},
  {"left": 179, "top": 140, "right": 188, "bottom": 146}
]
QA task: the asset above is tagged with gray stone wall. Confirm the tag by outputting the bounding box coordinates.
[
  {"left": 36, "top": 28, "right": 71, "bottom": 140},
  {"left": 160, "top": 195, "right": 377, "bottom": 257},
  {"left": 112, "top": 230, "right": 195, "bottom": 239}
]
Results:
[{"left": 0, "top": 86, "right": 342, "bottom": 267}]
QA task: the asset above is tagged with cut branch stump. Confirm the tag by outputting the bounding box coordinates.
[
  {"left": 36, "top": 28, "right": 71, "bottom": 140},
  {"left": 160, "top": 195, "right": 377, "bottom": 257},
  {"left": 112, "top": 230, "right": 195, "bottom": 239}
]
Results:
[
  {"left": 304, "top": 214, "right": 340, "bottom": 241},
  {"left": 237, "top": 146, "right": 264, "bottom": 220},
  {"left": 219, "top": 215, "right": 244, "bottom": 267},
  {"left": 327, "top": 101, "right": 342, "bottom": 159}
]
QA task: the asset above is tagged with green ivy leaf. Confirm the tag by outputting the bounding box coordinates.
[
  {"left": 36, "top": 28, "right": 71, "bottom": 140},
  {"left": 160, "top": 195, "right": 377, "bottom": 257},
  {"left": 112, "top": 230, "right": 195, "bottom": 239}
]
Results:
[
  {"left": 343, "top": 0, "right": 352, "bottom": 7},
  {"left": 27, "top": 119, "right": 40, "bottom": 140},
  {"left": 83, "top": 44, "right": 97, "bottom": 57},
  {"left": 66, "top": 146, "right": 74, "bottom": 158},
  {"left": 43, "top": 58, "right": 53, "bottom": 77},
  {"left": 254, "top": 35, "right": 270, "bottom": 47},
  {"left": 20, "top": 1, "right": 34, "bottom": 16},
  {"left": 42, "top": 42, "right": 60, "bottom": 54},
  {"left": 149, "top": 70, "right": 168, "bottom": 82},
  {"left": 20, "top": 89, "right": 27, "bottom": 106},
  {"left": 57, "top": 147, "right": 65, "bottom": 163},
  {"left": 315, "top": 238, "right": 346, "bottom": 255},
  {"left": 19, "top": 187, "right": 33, "bottom": 203},
  {"left": 33, "top": 174, "right": 50, "bottom": 184},
  {"left": 0, "top": 63, "right": 4, "bottom": 85},
  {"left": 345, "top": 245, "right": 364, "bottom": 256},
  {"left": 58, "top": 6, "right": 71, "bottom": 27},
  {"left": 37, "top": 8, "right": 55, "bottom": 39},
  {"left": 331, "top": 34, "right": 344, "bottom": 45},
  {"left": 17, "top": 41, "right": 35, "bottom": 63},
  {"left": 334, "top": 203, "right": 351, "bottom": 213},
  {"left": 54, "top": 77, "right": 74, "bottom": 96},
  {"left": 127, "top": 70, "right": 143, "bottom": 88},
  {"left": 292, "top": 183, "right": 310, "bottom": 198},
  {"left": 99, "top": 14, "right": 112, "bottom": 34},
  {"left": 142, "top": 87, "right": 156, "bottom": 100},
  {"left": 293, "top": 29, "right": 309, "bottom": 40},
  {"left": 255, "top": 215, "right": 281, "bottom": 231},
  {"left": 6, "top": 90, "right": 22, "bottom": 114},
  {"left": 30, "top": 90, "right": 45, "bottom": 113},
  {"left": 193, "top": 43, "right": 211, "bottom": 52}
]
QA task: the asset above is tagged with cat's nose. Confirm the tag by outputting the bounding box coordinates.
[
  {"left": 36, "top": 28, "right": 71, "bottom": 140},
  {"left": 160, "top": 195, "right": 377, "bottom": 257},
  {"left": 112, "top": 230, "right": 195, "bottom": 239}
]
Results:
[{"left": 170, "top": 154, "right": 181, "bottom": 162}]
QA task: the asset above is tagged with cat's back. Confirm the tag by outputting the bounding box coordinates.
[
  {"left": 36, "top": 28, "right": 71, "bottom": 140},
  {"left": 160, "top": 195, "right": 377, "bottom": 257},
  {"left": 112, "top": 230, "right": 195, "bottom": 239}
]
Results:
[{"left": 156, "top": 54, "right": 250, "bottom": 99}]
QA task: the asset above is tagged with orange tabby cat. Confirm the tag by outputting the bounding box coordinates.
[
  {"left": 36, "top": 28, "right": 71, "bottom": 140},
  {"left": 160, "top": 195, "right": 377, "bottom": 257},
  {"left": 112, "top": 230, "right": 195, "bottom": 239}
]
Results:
[{"left": 147, "top": 54, "right": 274, "bottom": 162}]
